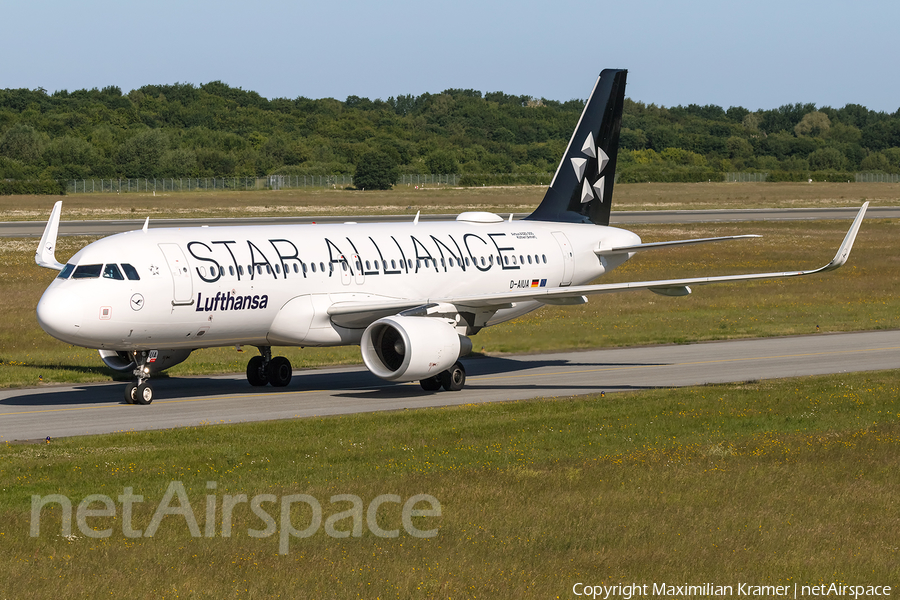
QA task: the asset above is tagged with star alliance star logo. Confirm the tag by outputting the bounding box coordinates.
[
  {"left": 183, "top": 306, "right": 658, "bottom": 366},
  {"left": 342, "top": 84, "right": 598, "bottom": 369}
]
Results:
[{"left": 570, "top": 131, "right": 609, "bottom": 204}]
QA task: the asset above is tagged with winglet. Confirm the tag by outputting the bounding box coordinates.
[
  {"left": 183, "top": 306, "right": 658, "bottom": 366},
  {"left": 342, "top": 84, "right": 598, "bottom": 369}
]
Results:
[
  {"left": 35, "top": 201, "right": 65, "bottom": 271},
  {"left": 818, "top": 202, "right": 868, "bottom": 273}
]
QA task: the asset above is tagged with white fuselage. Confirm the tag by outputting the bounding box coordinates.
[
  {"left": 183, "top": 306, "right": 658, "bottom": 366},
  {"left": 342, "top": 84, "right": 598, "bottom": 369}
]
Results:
[{"left": 36, "top": 213, "right": 640, "bottom": 351}]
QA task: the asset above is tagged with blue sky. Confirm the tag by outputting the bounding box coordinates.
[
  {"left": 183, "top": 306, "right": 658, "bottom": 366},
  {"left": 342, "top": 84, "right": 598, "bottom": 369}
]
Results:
[{"left": 2, "top": 0, "right": 898, "bottom": 112}]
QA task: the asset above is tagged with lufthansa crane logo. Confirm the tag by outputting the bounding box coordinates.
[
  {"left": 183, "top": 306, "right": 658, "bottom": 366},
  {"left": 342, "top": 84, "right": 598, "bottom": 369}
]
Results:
[{"left": 130, "top": 293, "right": 145, "bottom": 311}]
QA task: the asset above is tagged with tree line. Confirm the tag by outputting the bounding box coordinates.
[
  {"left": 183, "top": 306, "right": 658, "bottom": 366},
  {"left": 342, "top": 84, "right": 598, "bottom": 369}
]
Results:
[{"left": 1, "top": 81, "right": 899, "bottom": 190}]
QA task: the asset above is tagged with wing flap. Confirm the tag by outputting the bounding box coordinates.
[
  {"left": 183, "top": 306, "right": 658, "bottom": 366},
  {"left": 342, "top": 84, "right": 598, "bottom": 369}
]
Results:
[{"left": 596, "top": 234, "right": 760, "bottom": 256}]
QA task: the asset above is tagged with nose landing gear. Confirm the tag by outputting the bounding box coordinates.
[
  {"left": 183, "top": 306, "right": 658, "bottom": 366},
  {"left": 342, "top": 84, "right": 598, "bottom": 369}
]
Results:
[
  {"left": 124, "top": 350, "right": 154, "bottom": 404},
  {"left": 246, "top": 346, "right": 292, "bottom": 388}
]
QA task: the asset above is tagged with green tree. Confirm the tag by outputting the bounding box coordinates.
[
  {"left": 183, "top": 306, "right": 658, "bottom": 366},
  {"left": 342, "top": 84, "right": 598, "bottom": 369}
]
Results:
[
  {"left": 859, "top": 152, "right": 890, "bottom": 172},
  {"left": 726, "top": 136, "right": 754, "bottom": 159},
  {"left": 0, "top": 123, "right": 46, "bottom": 164},
  {"left": 794, "top": 111, "right": 831, "bottom": 137},
  {"left": 808, "top": 147, "right": 846, "bottom": 171},
  {"left": 425, "top": 150, "right": 458, "bottom": 174},
  {"left": 354, "top": 151, "right": 398, "bottom": 190},
  {"left": 116, "top": 129, "right": 169, "bottom": 177}
]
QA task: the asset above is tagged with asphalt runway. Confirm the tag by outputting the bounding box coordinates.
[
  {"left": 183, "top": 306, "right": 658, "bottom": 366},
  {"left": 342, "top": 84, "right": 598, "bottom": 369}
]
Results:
[
  {"left": 2, "top": 206, "right": 897, "bottom": 237},
  {"left": 1, "top": 330, "right": 897, "bottom": 442}
]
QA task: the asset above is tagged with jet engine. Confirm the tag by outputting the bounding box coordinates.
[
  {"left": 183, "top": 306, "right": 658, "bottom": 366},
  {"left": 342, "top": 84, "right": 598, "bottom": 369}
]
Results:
[
  {"left": 360, "top": 316, "right": 472, "bottom": 382},
  {"left": 99, "top": 349, "right": 193, "bottom": 374}
]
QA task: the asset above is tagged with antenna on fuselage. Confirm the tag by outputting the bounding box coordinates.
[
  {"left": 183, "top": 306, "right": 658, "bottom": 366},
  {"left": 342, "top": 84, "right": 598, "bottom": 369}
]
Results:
[{"left": 142, "top": 217, "right": 149, "bottom": 232}]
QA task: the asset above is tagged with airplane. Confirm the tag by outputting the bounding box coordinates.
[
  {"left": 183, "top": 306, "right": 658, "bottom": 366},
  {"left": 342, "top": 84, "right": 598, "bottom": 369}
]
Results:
[{"left": 34, "top": 69, "right": 869, "bottom": 404}]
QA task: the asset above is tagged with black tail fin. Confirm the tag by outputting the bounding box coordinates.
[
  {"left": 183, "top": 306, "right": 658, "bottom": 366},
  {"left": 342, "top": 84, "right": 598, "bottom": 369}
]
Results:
[{"left": 525, "top": 69, "right": 627, "bottom": 226}]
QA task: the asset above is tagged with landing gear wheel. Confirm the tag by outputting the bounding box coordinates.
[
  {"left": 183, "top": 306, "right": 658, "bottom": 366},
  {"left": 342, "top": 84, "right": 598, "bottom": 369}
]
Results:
[
  {"left": 420, "top": 375, "right": 442, "bottom": 391},
  {"left": 266, "top": 356, "right": 292, "bottom": 387},
  {"left": 247, "top": 355, "right": 268, "bottom": 386},
  {"left": 134, "top": 382, "right": 153, "bottom": 405},
  {"left": 440, "top": 361, "right": 466, "bottom": 391},
  {"left": 124, "top": 381, "right": 137, "bottom": 404}
]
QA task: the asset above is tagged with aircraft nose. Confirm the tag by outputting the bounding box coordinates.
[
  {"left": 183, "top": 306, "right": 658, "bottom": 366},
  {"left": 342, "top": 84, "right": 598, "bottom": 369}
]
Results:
[{"left": 36, "top": 284, "right": 83, "bottom": 344}]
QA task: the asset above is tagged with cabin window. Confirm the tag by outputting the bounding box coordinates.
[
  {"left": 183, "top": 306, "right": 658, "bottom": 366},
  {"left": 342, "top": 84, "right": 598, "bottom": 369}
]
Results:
[
  {"left": 72, "top": 264, "right": 103, "bottom": 279},
  {"left": 311, "top": 263, "right": 316, "bottom": 273},
  {"left": 465, "top": 257, "right": 470, "bottom": 267},
  {"left": 57, "top": 264, "right": 75, "bottom": 279},
  {"left": 103, "top": 264, "right": 124, "bottom": 280},
  {"left": 542, "top": 254, "right": 547, "bottom": 264},
  {"left": 275, "top": 264, "right": 281, "bottom": 274},
  {"left": 527, "top": 255, "right": 532, "bottom": 265}
]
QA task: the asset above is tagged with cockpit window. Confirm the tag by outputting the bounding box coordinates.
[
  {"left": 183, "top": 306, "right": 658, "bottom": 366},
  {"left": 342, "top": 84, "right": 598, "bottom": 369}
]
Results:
[
  {"left": 103, "top": 264, "right": 124, "bottom": 280},
  {"left": 121, "top": 263, "right": 140, "bottom": 280},
  {"left": 57, "top": 264, "right": 75, "bottom": 279},
  {"left": 72, "top": 264, "right": 103, "bottom": 279}
]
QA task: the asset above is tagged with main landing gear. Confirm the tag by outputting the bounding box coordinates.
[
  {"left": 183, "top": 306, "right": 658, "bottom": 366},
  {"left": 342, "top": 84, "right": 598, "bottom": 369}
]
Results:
[
  {"left": 420, "top": 361, "right": 466, "bottom": 392},
  {"left": 124, "top": 350, "right": 154, "bottom": 405},
  {"left": 246, "top": 346, "right": 293, "bottom": 388}
]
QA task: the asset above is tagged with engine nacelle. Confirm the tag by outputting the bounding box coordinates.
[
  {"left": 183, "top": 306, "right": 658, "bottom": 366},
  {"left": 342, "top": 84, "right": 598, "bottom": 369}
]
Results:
[
  {"left": 360, "top": 316, "right": 472, "bottom": 382},
  {"left": 99, "top": 349, "right": 193, "bottom": 374}
]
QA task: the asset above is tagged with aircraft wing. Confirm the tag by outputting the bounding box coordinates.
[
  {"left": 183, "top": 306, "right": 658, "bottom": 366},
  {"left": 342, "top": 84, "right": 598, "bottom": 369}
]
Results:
[{"left": 328, "top": 202, "right": 868, "bottom": 326}]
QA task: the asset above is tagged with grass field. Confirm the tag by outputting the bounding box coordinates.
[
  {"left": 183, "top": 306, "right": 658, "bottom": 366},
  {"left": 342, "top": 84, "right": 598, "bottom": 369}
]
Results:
[
  {"left": 2, "top": 181, "right": 899, "bottom": 221},
  {"left": 1, "top": 184, "right": 898, "bottom": 597},
  {"left": 1, "top": 371, "right": 897, "bottom": 598}
]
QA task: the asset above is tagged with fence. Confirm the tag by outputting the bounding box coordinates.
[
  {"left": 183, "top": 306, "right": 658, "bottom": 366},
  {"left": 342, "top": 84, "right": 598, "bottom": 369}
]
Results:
[
  {"left": 65, "top": 175, "right": 356, "bottom": 194},
  {"left": 64, "top": 173, "right": 477, "bottom": 194},
  {"left": 726, "top": 172, "right": 769, "bottom": 182},
  {"left": 856, "top": 173, "right": 900, "bottom": 183},
  {"left": 60, "top": 171, "right": 900, "bottom": 194}
]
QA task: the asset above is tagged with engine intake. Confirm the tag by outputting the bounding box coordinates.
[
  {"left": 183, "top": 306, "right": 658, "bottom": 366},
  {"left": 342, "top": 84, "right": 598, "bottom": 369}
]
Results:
[
  {"left": 99, "top": 349, "right": 193, "bottom": 374},
  {"left": 361, "top": 316, "right": 471, "bottom": 382}
]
